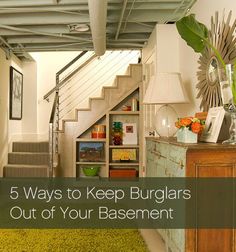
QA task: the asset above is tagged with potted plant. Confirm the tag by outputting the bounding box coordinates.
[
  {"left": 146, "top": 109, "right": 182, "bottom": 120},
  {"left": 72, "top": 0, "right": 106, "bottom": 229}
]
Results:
[
  {"left": 176, "top": 14, "right": 236, "bottom": 102},
  {"left": 175, "top": 116, "right": 205, "bottom": 143},
  {"left": 176, "top": 14, "right": 236, "bottom": 144}
]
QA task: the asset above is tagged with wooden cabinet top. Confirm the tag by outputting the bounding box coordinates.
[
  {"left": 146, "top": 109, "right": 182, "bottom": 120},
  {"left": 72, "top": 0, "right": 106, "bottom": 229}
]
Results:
[{"left": 146, "top": 137, "right": 236, "bottom": 151}]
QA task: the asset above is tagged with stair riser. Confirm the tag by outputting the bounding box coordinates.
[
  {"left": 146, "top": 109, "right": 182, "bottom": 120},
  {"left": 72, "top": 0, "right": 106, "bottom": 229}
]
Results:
[
  {"left": 129, "top": 65, "right": 142, "bottom": 81},
  {"left": 90, "top": 99, "right": 106, "bottom": 111},
  {"left": 4, "top": 167, "right": 48, "bottom": 177},
  {"left": 8, "top": 153, "right": 49, "bottom": 165},
  {"left": 12, "top": 142, "right": 49, "bottom": 153}
]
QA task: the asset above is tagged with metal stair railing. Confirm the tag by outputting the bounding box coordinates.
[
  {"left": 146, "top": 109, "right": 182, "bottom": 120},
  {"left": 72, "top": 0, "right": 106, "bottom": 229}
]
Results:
[
  {"left": 58, "top": 50, "right": 140, "bottom": 120},
  {"left": 48, "top": 90, "right": 59, "bottom": 177},
  {"left": 46, "top": 50, "right": 95, "bottom": 176}
]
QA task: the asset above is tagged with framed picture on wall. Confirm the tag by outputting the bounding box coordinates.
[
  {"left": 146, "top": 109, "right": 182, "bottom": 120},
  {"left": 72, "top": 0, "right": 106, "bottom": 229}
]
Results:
[{"left": 9, "top": 66, "right": 23, "bottom": 120}]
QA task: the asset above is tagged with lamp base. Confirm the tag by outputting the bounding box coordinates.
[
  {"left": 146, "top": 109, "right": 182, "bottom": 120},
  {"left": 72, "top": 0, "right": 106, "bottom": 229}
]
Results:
[{"left": 155, "top": 104, "right": 178, "bottom": 137}]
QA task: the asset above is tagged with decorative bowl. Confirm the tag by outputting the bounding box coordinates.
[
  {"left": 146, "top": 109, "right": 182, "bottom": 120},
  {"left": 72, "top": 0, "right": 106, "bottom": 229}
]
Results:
[{"left": 82, "top": 166, "right": 100, "bottom": 176}]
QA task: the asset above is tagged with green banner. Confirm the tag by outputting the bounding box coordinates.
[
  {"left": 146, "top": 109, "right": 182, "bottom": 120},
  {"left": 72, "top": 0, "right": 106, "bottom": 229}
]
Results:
[{"left": 0, "top": 178, "right": 234, "bottom": 229}]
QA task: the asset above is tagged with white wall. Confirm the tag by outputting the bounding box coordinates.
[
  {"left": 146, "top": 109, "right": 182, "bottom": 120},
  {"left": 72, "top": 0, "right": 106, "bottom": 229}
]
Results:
[
  {"left": 30, "top": 52, "right": 79, "bottom": 136},
  {"left": 142, "top": 24, "right": 188, "bottom": 135},
  {"left": 0, "top": 49, "right": 10, "bottom": 175},
  {"left": 0, "top": 48, "right": 39, "bottom": 175},
  {"left": 8, "top": 59, "right": 38, "bottom": 142},
  {"left": 8, "top": 57, "right": 23, "bottom": 137},
  {"left": 22, "top": 61, "right": 38, "bottom": 134},
  {"left": 179, "top": 0, "right": 236, "bottom": 116}
]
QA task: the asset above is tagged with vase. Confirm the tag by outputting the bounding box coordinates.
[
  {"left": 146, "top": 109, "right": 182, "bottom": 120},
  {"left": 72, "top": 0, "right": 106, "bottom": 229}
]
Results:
[
  {"left": 112, "top": 122, "right": 123, "bottom": 145},
  {"left": 176, "top": 127, "right": 198, "bottom": 143},
  {"left": 218, "top": 64, "right": 236, "bottom": 144}
]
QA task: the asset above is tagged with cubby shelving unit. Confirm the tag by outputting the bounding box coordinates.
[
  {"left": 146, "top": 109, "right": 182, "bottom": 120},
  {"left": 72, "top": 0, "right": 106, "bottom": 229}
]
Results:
[{"left": 75, "top": 87, "right": 142, "bottom": 178}]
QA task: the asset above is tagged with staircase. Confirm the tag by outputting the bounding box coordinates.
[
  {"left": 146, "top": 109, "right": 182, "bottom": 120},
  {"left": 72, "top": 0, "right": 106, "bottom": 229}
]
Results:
[
  {"left": 60, "top": 63, "right": 142, "bottom": 177},
  {"left": 2, "top": 51, "right": 141, "bottom": 178},
  {"left": 3, "top": 141, "right": 49, "bottom": 177},
  {"left": 61, "top": 64, "right": 142, "bottom": 134}
]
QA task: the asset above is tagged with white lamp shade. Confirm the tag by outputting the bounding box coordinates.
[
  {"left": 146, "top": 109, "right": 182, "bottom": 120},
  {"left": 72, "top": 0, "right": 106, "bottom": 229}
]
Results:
[{"left": 143, "top": 72, "right": 189, "bottom": 104}]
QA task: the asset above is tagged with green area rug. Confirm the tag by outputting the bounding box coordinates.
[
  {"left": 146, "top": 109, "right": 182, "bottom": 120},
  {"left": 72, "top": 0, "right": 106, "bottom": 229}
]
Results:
[{"left": 0, "top": 229, "right": 149, "bottom": 252}]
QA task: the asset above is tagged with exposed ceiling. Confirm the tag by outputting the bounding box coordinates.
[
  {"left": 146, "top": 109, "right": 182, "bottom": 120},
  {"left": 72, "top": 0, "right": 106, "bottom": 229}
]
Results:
[{"left": 0, "top": 0, "right": 196, "bottom": 61}]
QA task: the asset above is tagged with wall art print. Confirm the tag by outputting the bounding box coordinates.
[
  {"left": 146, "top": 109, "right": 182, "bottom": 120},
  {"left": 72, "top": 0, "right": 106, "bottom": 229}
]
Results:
[{"left": 9, "top": 66, "right": 23, "bottom": 120}]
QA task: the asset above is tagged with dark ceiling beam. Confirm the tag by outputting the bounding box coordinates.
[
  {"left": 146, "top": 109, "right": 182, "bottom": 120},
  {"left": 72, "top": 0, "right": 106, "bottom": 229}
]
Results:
[
  {"left": 0, "top": 13, "right": 90, "bottom": 25},
  {"left": 0, "top": 1, "right": 189, "bottom": 13},
  {"left": 0, "top": 24, "right": 92, "bottom": 42},
  {"left": 0, "top": 0, "right": 89, "bottom": 7},
  {"left": 0, "top": 0, "right": 185, "bottom": 7},
  {"left": 0, "top": 35, "right": 13, "bottom": 50},
  {"left": 6, "top": 33, "right": 148, "bottom": 44},
  {"left": 108, "top": 9, "right": 184, "bottom": 22},
  {"left": 0, "top": 23, "right": 154, "bottom": 36},
  {"left": 12, "top": 43, "right": 93, "bottom": 52},
  {"left": 6, "top": 35, "right": 91, "bottom": 44},
  {"left": 0, "top": 5, "right": 88, "bottom": 13},
  {"left": 107, "top": 42, "right": 144, "bottom": 47},
  {"left": 115, "top": 0, "right": 128, "bottom": 40},
  {"left": 0, "top": 9, "right": 183, "bottom": 26}
]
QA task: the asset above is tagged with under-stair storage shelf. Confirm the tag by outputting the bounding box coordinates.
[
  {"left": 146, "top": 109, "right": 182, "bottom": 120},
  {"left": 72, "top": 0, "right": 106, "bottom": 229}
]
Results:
[
  {"left": 75, "top": 87, "right": 142, "bottom": 178},
  {"left": 76, "top": 139, "right": 106, "bottom": 178},
  {"left": 108, "top": 111, "right": 140, "bottom": 115},
  {"left": 76, "top": 138, "right": 106, "bottom": 142},
  {"left": 109, "top": 145, "right": 139, "bottom": 148},
  {"left": 109, "top": 163, "right": 139, "bottom": 166}
]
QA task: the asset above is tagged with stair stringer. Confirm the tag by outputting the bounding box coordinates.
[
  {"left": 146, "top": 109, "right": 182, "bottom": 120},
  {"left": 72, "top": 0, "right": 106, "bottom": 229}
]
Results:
[{"left": 59, "top": 64, "right": 142, "bottom": 131}]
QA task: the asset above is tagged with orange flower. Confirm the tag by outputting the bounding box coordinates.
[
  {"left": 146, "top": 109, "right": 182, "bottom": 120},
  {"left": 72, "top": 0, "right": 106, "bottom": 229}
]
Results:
[
  {"left": 175, "top": 121, "right": 181, "bottom": 128},
  {"left": 191, "top": 121, "right": 202, "bottom": 133},
  {"left": 179, "top": 117, "right": 192, "bottom": 127},
  {"left": 175, "top": 116, "right": 205, "bottom": 134}
]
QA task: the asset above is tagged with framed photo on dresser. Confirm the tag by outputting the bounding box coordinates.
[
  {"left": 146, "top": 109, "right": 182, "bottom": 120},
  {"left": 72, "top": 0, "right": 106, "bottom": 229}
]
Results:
[{"left": 200, "top": 107, "right": 225, "bottom": 143}]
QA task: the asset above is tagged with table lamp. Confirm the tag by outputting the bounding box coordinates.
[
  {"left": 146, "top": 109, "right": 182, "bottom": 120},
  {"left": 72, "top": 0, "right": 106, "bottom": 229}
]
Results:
[{"left": 143, "top": 72, "right": 189, "bottom": 137}]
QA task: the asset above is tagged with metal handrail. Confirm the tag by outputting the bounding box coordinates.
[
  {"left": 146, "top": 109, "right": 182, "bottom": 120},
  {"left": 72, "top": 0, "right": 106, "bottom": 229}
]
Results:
[
  {"left": 44, "top": 51, "right": 92, "bottom": 100},
  {"left": 56, "top": 50, "right": 87, "bottom": 75},
  {"left": 57, "top": 53, "right": 97, "bottom": 89},
  {"left": 48, "top": 91, "right": 59, "bottom": 177},
  {"left": 49, "top": 91, "right": 59, "bottom": 123}
]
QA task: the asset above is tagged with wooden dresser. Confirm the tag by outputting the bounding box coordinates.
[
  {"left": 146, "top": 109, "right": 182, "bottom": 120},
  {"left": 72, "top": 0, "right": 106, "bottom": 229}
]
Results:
[{"left": 146, "top": 137, "right": 236, "bottom": 252}]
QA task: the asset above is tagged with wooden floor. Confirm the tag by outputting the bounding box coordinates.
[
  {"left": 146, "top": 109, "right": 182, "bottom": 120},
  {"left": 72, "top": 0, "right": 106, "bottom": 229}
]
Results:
[{"left": 140, "top": 229, "right": 166, "bottom": 252}]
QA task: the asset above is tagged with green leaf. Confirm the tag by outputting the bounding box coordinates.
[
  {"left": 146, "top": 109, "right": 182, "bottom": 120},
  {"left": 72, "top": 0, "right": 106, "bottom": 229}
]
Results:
[
  {"left": 232, "top": 63, "right": 236, "bottom": 103},
  {"left": 176, "top": 14, "right": 209, "bottom": 53}
]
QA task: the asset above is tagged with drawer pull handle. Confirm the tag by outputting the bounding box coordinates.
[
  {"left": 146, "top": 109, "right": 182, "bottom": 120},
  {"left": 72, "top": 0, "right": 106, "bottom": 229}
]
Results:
[
  {"left": 169, "top": 158, "right": 184, "bottom": 169},
  {"left": 151, "top": 150, "right": 161, "bottom": 156},
  {"left": 151, "top": 150, "right": 166, "bottom": 159},
  {"left": 179, "top": 160, "right": 184, "bottom": 169}
]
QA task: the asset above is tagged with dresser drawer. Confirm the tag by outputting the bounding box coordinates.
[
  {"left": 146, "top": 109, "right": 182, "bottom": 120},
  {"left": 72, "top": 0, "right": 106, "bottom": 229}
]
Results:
[
  {"left": 167, "top": 145, "right": 186, "bottom": 177},
  {"left": 147, "top": 141, "right": 167, "bottom": 177},
  {"left": 166, "top": 159, "right": 185, "bottom": 177},
  {"left": 146, "top": 155, "right": 166, "bottom": 177}
]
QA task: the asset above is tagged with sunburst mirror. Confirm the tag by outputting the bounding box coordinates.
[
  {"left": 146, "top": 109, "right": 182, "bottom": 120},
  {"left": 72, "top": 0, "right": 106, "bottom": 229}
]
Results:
[{"left": 196, "top": 11, "right": 236, "bottom": 111}]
